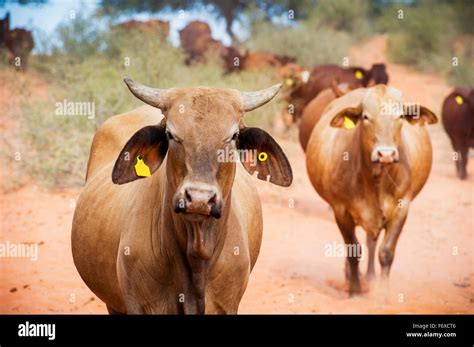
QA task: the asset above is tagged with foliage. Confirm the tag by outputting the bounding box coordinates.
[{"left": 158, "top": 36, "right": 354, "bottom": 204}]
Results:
[
  {"left": 310, "top": 0, "right": 372, "bottom": 40},
  {"left": 245, "top": 20, "right": 352, "bottom": 68},
  {"left": 98, "top": 0, "right": 317, "bottom": 41},
  {"left": 376, "top": 1, "right": 474, "bottom": 85}
]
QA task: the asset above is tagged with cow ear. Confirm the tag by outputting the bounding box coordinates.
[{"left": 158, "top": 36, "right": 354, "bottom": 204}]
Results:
[
  {"left": 329, "top": 106, "right": 362, "bottom": 128},
  {"left": 403, "top": 105, "right": 438, "bottom": 126},
  {"left": 112, "top": 125, "right": 168, "bottom": 184},
  {"left": 327, "top": 88, "right": 366, "bottom": 129},
  {"left": 237, "top": 127, "right": 293, "bottom": 187}
]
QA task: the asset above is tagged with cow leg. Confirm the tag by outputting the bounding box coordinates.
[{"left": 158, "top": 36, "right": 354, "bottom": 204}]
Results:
[
  {"left": 378, "top": 207, "right": 409, "bottom": 279},
  {"left": 334, "top": 210, "right": 361, "bottom": 296},
  {"left": 366, "top": 233, "right": 379, "bottom": 282},
  {"left": 458, "top": 143, "right": 469, "bottom": 180},
  {"left": 452, "top": 139, "right": 468, "bottom": 180}
]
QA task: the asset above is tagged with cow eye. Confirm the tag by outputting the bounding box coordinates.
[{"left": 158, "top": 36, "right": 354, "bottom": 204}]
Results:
[{"left": 362, "top": 113, "right": 369, "bottom": 120}]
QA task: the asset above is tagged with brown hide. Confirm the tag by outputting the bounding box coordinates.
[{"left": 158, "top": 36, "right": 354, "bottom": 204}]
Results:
[
  {"left": 306, "top": 85, "right": 437, "bottom": 295},
  {"left": 243, "top": 51, "right": 295, "bottom": 71},
  {"left": 299, "top": 83, "right": 358, "bottom": 151},
  {"left": 5, "top": 28, "right": 34, "bottom": 70},
  {"left": 280, "top": 63, "right": 389, "bottom": 121},
  {"left": 72, "top": 82, "right": 292, "bottom": 314},
  {"left": 441, "top": 87, "right": 474, "bottom": 179}
]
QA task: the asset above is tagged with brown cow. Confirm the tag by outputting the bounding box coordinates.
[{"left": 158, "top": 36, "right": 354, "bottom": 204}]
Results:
[
  {"left": 179, "top": 20, "right": 245, "bottom": 73},
  {"left": 0, "top": 12, "right": 9, "bottom": 48},
  {"left": 5, "top": 28, "right": 34, "bottom": 70},
  {"left": 309, "top": 64, "right": 389, "bottom": 98},
  {"left": 207, "top": 39, "right": 246, "bottom": 73},
  {"left": 441, "top": 87, "right": 474, "bottom": 179},
  {"left": 298, "top": 81, "right": 357, "bottom": 151},
  {"left": 114, "top": 19, "right": 170, "bottom": 39},
  {"left": 306, "top": 85, "right": 437, "bottom": 296},
  {"left": 179, "top": 20, "right": 214, "bottom": 65},
  {"left": 279, "top": 63, "right": 389, "bottom": 122},
  {"left": 277, "top": 63, "right": 311, "bottom": 126},
  {"left": 71, "top": 78, "right": 293, "bottom": 314},
  {"left": 243, "top": 51, "right": 295, "bottom": 71}
]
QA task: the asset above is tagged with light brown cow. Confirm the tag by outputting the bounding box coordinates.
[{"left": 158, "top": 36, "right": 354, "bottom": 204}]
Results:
[
  {"left": 243, "top": 51, "right": 295, "bottom": 71},
  {"left": 72, "top": 78, "right": 293, "bottom": 314},
  {"left": 298, "top": 81, "right": 356, "bottom": 152},
  {"left": 306, "top": 85, "right": 437, "bottom": 296}
]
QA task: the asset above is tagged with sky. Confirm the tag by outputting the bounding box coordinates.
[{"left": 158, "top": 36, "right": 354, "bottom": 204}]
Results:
[{"left": 0, "top": 0, "right": 246, "bottom": 51}]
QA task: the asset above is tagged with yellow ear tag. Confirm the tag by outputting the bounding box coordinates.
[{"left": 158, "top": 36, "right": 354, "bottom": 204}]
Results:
[
  {"left": 355, "top": 70, "right": 364, "bottom": 80},
  {"left": 455, "top": 95, "right": 464, "bottom": 105},
  {"left": 343, "top": 116, "right": 356, "bottom": 129},
  {"left": 134, "top": 156, "right": 151, "bottom": 177},
  {"left": 284, "top": 78, "right": 294, "bottom": 86}
]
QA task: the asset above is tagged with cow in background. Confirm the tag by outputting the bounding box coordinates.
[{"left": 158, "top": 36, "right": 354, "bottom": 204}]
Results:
[
  {"left": 179, "top": 20, "right": 214, "bottom": 65},
  {"left": 442, "top": 87, "right": 474, "bottom": 179},
  {"left": 1, "top": 12, "right": 34, "bottom": 71},
  {"left": 5, "top": 28, "right": 34, "bottom": 70},
  {"left": 243, "top": 51, "right": 295, "bottom": 71},
  {"left": 278, "top": 63, "right": 389, "bottom": 123},
  {"left": 0, "top": 12, "right": 9, "bottom": 48},
  {"left": 306, "top": 85, "right": 437, "bottom": 296}
]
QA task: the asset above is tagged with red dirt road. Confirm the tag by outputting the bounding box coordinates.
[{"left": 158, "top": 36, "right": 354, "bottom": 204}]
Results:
[{"left": 1, "top": 36, "right": 473, "bottom": 313}]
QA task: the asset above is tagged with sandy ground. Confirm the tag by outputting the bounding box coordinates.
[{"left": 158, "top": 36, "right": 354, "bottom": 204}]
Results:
[{"left": 1, "top": 36, "right": 473, "bottom": 314}]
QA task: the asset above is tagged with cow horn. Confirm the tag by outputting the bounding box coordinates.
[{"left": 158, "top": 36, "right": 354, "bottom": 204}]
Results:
[
  {"left": 240, "top": 83, "right": 282, "bottom": 112},
  {"left": 123, "top": 77, "right": 168, "bottom": 109}
]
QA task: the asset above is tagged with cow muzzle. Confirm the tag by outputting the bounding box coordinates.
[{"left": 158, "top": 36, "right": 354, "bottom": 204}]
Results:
[
  {"left": 371, "top": 146, "right": 399, "bottom": 164},
  {"left": 174, "top": 183, "right": 222, "bottom": 219}
]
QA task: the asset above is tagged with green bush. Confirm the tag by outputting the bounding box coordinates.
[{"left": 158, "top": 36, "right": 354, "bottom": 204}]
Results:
[
  {"left": 376, "top": 1, "right": 474, "bottom": 85},
  {"left": 245, "top": 20, "right": 352, "bottom": 67},
  {"left": 310, "top": 0, "right": 372, "bottom": 40}
]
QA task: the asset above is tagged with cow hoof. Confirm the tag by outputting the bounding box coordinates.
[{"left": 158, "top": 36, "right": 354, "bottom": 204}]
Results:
[
  {"left": 366, "top": 272, "right": 376, "bottom": 282},
  {"left": 349, "top": 288, "right": 363, "bottom": 297},
  {"left": 349, "top": 282, "right": 363, "bottom": 297}
]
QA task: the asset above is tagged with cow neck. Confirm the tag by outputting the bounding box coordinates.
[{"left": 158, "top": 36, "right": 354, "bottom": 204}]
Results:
[{"left": 161, "top": 176, "right": 231, "bottom": 314}]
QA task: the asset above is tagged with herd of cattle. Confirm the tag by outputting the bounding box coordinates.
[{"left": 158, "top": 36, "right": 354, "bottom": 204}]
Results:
[{"left": 3, "top": 15, "right": 468, "bottom": 313}]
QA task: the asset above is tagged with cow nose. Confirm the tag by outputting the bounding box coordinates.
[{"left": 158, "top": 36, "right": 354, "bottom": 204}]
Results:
[
  {"left": 372, "top": 146, "right": 399, "bottom": 164},
  {"left": 175, "top": 185, "right": 221, "bottom": 219}
]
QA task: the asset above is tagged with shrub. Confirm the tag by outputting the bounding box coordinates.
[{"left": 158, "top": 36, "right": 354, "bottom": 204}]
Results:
[
  {"left": 310, "top": 0, "right": 372, "bottom": 40},
  {"left": 245, "top": 20, "right": 352, "bottom": 68},
  {"left": 376, "top": 1, "right": 474, "bottom": 85}
]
